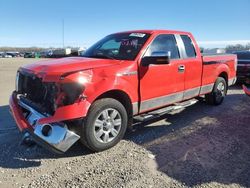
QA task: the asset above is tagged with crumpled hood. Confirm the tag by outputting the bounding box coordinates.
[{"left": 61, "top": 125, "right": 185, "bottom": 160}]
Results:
[{"left": 20, "top": 57, "right": 120, "bottom": 81}]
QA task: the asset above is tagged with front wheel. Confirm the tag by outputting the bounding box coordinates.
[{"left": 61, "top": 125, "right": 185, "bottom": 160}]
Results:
[
  {"left": 81, "top": 98, "right": 128, "bottom": 152},
  {"left": 205, "top": 77, "right": 227, "bottom": 105}
]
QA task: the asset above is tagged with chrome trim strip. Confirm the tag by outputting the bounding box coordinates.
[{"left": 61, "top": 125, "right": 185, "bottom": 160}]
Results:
[
  {"left": 139, "top": 84, "right": 215, "bottom": 113},
  {"left": 140, "top": 91, "right": 183, "bottom": 113},
  {"left": 199, "top": 84, "right": 214, "bottom": 94},
  {"left": 175, "top": 34, "right": 186, "bottom": 59},
  {"left": 135, "top": 80, "right": 234, "bottom": 114},
  {"left": 117, "top": 71, "right": 138, "bottom": 76},
  {"left": 15, "top": 72, "right": 20, "bottom": 92},
  {"left": 183, "top": 87, "right": 200, "bottom": 100},
  {"left": 238, "top": 63, "right": 250, "bottom": 67},
  {"left": 132, "top": 102, "right": 139, "bottom": 115},
  {"left": 238, "top": 59, "right": 250, "bottom": 62},
  {"left": 228, "top": 77, "right": 237, "bottom": 86}
]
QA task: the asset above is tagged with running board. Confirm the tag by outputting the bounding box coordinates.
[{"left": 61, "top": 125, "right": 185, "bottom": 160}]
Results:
[{"left": 134, "top": 99, "right": 198, "bottom": 122}]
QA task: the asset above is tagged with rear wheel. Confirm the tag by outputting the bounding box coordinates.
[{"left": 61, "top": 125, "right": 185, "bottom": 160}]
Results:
[
  {"left": 205, "top": 77, "right": 227, "bottom": 105},
  {"left": 81, "top": 98, "right": 128, "bottom": 152}
]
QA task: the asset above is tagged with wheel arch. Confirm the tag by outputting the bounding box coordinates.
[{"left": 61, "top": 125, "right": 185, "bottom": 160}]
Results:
[
  {"left": 94, "top": 89, "right": 134, "bottom": 120},
  {"left": 215, "top": 63, "right": 230, "bottom": 86},
  {"left": 218, "top": 71, "right": 229, "bottom": 86}
]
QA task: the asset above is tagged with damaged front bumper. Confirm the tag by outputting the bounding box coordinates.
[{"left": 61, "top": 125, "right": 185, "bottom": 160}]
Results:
[{"left": 9, "top": 92, "right": 89, "bottom": 153}]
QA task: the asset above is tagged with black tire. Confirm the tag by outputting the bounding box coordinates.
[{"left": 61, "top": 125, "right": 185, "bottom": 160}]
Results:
[
  {"left": 81, "top": 98, "right": 128, "bottom": 152},
  {"left": 205, "top": 77, "right": 227, "bottom": 105}
]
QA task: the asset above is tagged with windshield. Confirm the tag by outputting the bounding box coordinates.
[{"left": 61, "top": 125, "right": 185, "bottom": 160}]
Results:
[{"left": 82, "top": 32, "right": 150, "bottom": 60}]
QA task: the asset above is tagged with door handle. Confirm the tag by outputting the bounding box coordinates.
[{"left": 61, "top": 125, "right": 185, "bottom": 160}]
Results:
[{"left": 178, "top": 65, "right": 185, "bottom": 72}]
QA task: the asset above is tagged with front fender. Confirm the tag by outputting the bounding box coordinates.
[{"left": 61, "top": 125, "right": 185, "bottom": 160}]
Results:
[
  {"left": 84, "top": 73, "right": 138, "bottom": 104},
  {"left": 38, "top": 100, "right": 91, "bottom": 124}
]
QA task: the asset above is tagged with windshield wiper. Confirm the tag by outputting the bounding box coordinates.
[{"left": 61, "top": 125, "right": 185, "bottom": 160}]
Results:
[{"left": 84, "top": 54, "right": 117, "bottom": 60}]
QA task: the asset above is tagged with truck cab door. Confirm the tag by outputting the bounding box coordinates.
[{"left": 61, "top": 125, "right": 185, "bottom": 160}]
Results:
[
  {"left": 176, "top": 34, "right": 203, "bottom": 100},
  {"left": 138, "top": 34, "right": 185, "bottom": 113}
]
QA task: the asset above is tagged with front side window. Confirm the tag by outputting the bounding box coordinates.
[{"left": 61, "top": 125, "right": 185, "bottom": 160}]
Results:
[
  {"left": 181, "top": 35, "right": 196, "bottom": 58},
  {"left": 145, "top": 34, "right": 180, "bottom": 59},
  {"left": 82, "top": 33, "right": 150, "bottom": 60}
]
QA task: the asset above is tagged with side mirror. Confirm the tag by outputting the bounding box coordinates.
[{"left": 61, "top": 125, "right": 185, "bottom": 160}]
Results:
[{"left": 141, "top": 53, "right": 170, "bottom": 66}]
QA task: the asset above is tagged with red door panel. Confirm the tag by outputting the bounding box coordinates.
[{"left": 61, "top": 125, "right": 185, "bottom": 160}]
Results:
[
  {"left": 138, "top": 34, "right": 186, "bottom": 113},
  {"left": 139, "top": 60, "right": 185, "bottom": 112}
]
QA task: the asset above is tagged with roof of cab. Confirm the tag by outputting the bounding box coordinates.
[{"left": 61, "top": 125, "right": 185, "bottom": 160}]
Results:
[{"left": 114, "top": 29, "right": 192, "bottom": 36}]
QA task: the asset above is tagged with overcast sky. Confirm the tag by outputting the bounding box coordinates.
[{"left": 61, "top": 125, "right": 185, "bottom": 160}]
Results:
[{"left": 0, "top": 0, "right": 249, "bottom": 48}]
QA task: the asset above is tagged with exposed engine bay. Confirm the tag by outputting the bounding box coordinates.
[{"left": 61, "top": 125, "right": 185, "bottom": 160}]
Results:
[
  {"left": 16, "top": 71, "right": 84, "bottom": 115},
  {"left": 12, "top": 70, "right": 87, "bottom": 153}
]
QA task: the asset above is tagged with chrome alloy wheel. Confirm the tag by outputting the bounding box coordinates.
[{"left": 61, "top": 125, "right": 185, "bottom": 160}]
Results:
[
  {"left": 93, "top": 108, "right": 122, "bottom": 143},
  {"left": 215, "top": 82, "right": 226, "bottom": 101}
]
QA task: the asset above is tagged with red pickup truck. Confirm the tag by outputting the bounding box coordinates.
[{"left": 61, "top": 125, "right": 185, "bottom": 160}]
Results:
[{"left": 10, "top": 30, "right": 237, "bottom": 153}]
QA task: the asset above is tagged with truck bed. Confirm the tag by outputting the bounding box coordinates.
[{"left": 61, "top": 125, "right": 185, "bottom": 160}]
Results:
[{"left": 201, "top": 53, "right": 237, "bottom": 86}]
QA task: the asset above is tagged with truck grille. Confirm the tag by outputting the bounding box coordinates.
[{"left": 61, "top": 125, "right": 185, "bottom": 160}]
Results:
[{"left": 17, "top": 71, "right": 58, "bottom": 115}]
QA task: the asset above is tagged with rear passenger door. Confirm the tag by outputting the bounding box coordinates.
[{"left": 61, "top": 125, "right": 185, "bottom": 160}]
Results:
[
  {"left": 177, "top": 34, "right": 202, "bottom": 100},
  {"left": 139, "top": 34, "right": 185, "bottom": 113}
]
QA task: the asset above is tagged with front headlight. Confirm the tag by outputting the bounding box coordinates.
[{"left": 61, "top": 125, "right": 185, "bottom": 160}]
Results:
[
  {"left": 61, "top": 83, "right": 85, "bottom": 105},
  {"left": 59, "top": 70, "right": 92, "bottom": 105},
  {"left": 77, "top": 71, "right": 93, "bottom": 85}
]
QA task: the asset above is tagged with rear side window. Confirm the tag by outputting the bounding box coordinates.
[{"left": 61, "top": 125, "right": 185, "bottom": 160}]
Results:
[
  {"left": 181, "top": 35, "right": 196, "bottom": 58},
  {"left": 145, "top": 34, "right": 180, "bottom": 59}
]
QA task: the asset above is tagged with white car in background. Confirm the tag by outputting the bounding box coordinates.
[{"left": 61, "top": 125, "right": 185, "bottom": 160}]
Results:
[
  {"left": 0, "top": 52, "right": 12, "bottom": 58},
  {"left": 2, "top": 53, "right": 13, "bottom": 58}
]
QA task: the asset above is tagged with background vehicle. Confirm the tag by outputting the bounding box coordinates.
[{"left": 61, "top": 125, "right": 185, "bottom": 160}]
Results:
[
  {"left": 9, "top": 30, "right": 237, "bottom": 153},
  {"left": 24, "top": 52, "right": 35, "bottom": 58},
  {"left": 40, "top": 50, "right": 53, "bottom": 58},
  {"left": 6, "top": 52, "right": 20, "bottom": 57},
  {"left": 243, "top": 85, "right": 250, "bottom": 96},
  {"left": 51, "top": 48, "right": 71, "bottom": 58},
  {"left": 1, "top": 53, "right": 13, "bottom": 58},
  {"left": 233, "top": 51, "right": 250, "bottom": 83}
]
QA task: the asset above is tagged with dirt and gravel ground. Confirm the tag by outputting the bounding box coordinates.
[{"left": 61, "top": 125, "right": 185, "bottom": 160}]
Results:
[{"left": 0, "top": 58, "right": 250, "bottom": 188}]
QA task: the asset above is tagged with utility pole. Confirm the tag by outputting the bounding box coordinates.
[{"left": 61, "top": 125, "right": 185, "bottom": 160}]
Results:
[{"left": 62, "top": 19, "right": 65, "bottom": 48}]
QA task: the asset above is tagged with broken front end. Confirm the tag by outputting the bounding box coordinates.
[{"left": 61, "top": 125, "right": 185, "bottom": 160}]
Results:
[{"left": 9, "top": 69, "right": 91, "bottom": 153}]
